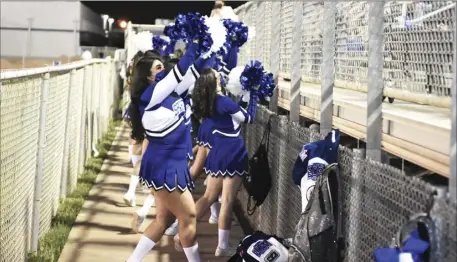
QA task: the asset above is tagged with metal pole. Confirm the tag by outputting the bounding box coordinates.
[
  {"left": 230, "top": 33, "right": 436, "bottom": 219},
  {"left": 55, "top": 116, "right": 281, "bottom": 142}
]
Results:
[
  {"left": 366, "top": 1, "right": 385, "bottom": 161},
  {"left": 449, "top": 3, "right": 457, "bottom": 201},
  {"left": 74, "top": 19, "right": 79, "bottom": 57},
  {"left": 320, "top": 2, "right": 336, "bottom": 135},
  {"left": 78, "top": 66, "right": 89, "bottom": 175},
  {"left": 60, "top": 69, "right": 76, "bottom": 198},
  {"left": 22, "top": 18, "right": 33, "bottom": 68},
  {"left": 289, "top": 1, "right": 303, "bottom": 122},
  {"left": 31, "top": 73, "right": 50, "bottom": 252},
  {"left": 269, "top": 1, "right": 281, "bottom": 114},
  {"left": 347, "top": 148, "right": 366, "bottom": 261}
]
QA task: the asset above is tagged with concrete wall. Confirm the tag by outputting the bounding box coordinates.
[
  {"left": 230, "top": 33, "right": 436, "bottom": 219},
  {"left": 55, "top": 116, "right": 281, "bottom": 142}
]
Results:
[{"left": 0, "top": 1, "right": 104, "bottom": 59}]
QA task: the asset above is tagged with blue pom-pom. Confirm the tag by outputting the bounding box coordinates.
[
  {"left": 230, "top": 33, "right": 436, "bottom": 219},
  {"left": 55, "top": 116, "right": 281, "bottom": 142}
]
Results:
[
  {"left": 152, "top": 36, "right": 169, "bottom": 52},
  {"left": 164, "top": 40, "right": 176, "bottom": 56},
  {"left": 163, "top": 13, "right": 212, "bottom": 54},
  {"left": 240, "top": 60, "right": 265, "bottom": 93},
  {"left": 258, "top": 73, "right": 275, "bottom": 99},
  {"left": 222, "top": 19, "right": 249, "bottom": 50}
]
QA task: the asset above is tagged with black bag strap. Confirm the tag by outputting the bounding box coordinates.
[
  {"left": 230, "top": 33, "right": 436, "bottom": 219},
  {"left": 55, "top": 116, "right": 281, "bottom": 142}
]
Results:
[
  {"left": 259, "top": 114, "right": 273, "bottom": 152},
  {"left": 247, "top": 195, "right": 256, "bottom": 215}
]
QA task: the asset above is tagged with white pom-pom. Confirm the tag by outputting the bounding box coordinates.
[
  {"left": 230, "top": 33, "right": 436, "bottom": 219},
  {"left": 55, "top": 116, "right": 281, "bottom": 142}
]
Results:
[
  {"left": 226, "top": 66, "right": 244, "bottom": 96},
  {"left": 201, "top": 16, "right": 227, "bottom": 58},
  {"left": 220, "top": 6, "right": 239, "bottom": 21},
  {"left": 81, "top": 50, "right": 92, "bottom": 60},
  {"left": 134, "top": 31, "right": 153, "bottom": 53}
]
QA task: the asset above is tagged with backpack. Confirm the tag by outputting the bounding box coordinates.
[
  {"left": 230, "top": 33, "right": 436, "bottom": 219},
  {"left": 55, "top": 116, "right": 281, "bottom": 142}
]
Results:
[
  {"left": 289, "top": 163, "right": 344, "bottom": 262},
  {"left": 228, "top": 231, "right": 291, "bottom": 262},
  {"left": 244, "top": 115, "right": 273, "bottom": 215}
]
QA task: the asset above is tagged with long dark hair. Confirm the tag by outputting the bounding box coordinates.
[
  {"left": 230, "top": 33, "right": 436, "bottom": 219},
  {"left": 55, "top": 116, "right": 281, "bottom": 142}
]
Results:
[
  {"left": 192, "top": 68, "right": 218, "bottom": 120},
  {"left": 129, "top": 51, "right": 163, "bottom": 141}
]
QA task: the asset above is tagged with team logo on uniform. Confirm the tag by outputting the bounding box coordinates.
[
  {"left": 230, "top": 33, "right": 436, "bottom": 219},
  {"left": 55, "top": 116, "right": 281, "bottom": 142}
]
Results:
[
  {"left": 172, "top": 99, "right": 185, "bottom": 116},
  {"left": 252, "top": 240, "right": 272, "bottom": 257}
]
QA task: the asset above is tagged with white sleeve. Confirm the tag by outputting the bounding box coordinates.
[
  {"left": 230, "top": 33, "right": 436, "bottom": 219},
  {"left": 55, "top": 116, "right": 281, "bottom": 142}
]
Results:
[
  {"left": 145, "top": 65, "right": 184, "bottom": 110},
  {"left": 175, "top": 64, "right": 200, "bottom": 96}
]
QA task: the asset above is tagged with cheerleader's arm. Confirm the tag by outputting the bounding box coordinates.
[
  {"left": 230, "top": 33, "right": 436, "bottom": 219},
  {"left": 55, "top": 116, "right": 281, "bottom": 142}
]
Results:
[
  {"left": 145, "top": 43, "right": 199, "bottom": 110},
  {"left": 223, "top": 94, "right": 258, "bottom": 124},
  {"left": 175, "top": 54, "right": 217, "bottom": 97},
  {"left": 219, "top": 47, "right": 238, "bottom": 79}
]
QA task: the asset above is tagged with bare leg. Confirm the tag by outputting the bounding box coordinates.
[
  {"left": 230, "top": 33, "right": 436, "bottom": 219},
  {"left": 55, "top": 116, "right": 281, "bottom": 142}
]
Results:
[{"left": 215, "top": 175, "right": 243, "bottom": 257}]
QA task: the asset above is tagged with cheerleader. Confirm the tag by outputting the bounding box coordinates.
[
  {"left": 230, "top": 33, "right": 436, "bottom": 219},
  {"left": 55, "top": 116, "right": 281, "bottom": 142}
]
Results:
[
  {"left": 163, "top": 46, "right": 239, "bottom": 236},
  {"left": 175, "top": 67, "right": 259, "bottom": 257},
  {"left": 126, "top": 25, "right": 226, "bottom": 259},
  {"left": 123, "top": 49, "right": 163, "bottom": 208}
]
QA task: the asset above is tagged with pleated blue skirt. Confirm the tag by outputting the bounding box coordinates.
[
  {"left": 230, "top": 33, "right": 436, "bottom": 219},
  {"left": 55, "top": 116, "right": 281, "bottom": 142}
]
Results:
[
  {"left": 139, "top": 144, "right": 194, "bottom": 192},
  {"left": 204, "top": 136, "right": 248, "bottom": 177}
]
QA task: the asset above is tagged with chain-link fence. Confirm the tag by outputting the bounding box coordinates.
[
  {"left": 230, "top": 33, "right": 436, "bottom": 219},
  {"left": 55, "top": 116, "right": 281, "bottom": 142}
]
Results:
[
  {"left": 236, "top": 105, "right": 456, "bottom": 262},
  {"left": 235, "top": 1, "right": 455, "bottom": 108},
  {"left": 0, "top": 59, "right": 121, "bottom": 262}
]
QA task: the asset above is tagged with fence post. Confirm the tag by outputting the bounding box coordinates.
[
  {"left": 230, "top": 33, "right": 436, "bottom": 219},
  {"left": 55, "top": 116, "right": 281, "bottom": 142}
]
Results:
[
  {"left": 77, "top": 66, "right": 89, "bottom": 175},
  {"left": 346, "top": 148, "right": 366, "bottom": 260},
  {"left": 289, "top": 1, "right": 303, "bottom": 122},
  {"left": 366, "top": 1, "right": 385, "bottom": 161},
  {"left": 60, "top": 69, "right": 76, "bottom": 198},
  {"left": 450, "top": 2, "right": 456, "bottom": 201},
  {"left": 30, "top": 72, "right": 50, "bottom": 252},
  {"left": 269, "top": 1, "right": 281, "bottom": 114},
  {"left": 320, "top": 2, "right": 336, "bottom": 135}
]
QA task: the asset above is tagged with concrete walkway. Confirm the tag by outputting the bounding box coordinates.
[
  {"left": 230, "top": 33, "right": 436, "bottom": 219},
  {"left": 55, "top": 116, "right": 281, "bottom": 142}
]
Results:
[{"left": 58, "top": 125, "right": 244, "bottom": 262}]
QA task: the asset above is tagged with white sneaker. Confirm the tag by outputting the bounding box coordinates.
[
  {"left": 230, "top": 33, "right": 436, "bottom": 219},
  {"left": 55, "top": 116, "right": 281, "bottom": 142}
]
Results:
[
  {"left": 215, "top": 246, "right": 237, "bottom": 257},
  {"left": 208, "top": 216, "right": 238, "bottom": 226},
  {"left": 123, "top": 194, "right": 136, "bottom": 207},
  {"left": 164, "top": 220, "right": 179, "bottom": 236},
  {"left": 208, "top": 215, "right": 218, "bottom": 224},
  {"left": 131, "top": 211, "right": 145, "bottom": 233}
]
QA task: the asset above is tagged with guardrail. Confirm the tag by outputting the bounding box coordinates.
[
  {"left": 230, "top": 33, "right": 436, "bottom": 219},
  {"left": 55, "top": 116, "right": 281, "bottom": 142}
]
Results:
[{"left": 0, "top": 59, "right": 121, "bottom": 261}]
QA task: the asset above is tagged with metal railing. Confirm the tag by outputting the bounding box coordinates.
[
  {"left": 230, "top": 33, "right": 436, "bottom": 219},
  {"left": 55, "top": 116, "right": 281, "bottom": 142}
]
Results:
[
  {"left": 235, "top": 1, "right": 455, "bottom": 108},
  {"left": 0, "top": 59, "right": 121, "bottom": 262},
  {"left": 237, "top": 105, "right": 456, "bottom": 262}
]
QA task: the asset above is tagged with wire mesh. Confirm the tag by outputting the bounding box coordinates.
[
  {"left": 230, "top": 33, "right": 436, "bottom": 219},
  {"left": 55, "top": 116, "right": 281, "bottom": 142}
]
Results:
[
  {"left": 433, "top": 197, "right": 457, "bottom": 262},
  {"left": 237, "top": 106, "right": 445, "bottom": 261},
  {"left": 300, "top": 2, "right": 324, "bottom": 83},
  {"left": 39, "top": 72, "right": 70, "bottom": 237},
  {"left": 383, "top": 1, "right": 455, "bottom": 97},
  {"left": 0, "top": 60, "right": 119, "bottom": 261},
  {"left": 334, "top": 1, "right": 369, "bottom": 91},
  {"left": 67, "top": 69, "right": 85, "bottom": 192},
  {"left": 279, "top": 1, "right": 294, "bottom": 76},
  {"left": 0, "top": 75, "right": 42, "bottom": 262},
  {"left": 234, "top": 0, "right": 455, "bottom": 105}
]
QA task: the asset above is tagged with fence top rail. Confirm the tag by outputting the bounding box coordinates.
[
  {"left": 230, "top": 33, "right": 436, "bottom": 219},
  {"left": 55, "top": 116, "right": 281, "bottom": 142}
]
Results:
[
  {"left": 0, "top": 58, "right": 108, "bottom": 80},
  {"left": 131, "top": 24, "right": 165, "bottom": 31}
]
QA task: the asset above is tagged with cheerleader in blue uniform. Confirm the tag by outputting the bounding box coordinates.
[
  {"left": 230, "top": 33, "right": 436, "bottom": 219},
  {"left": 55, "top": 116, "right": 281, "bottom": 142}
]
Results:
[
  {"left": 123, "top": 50, "right": 163, "bottom": 208},
  {"left": 126, "top": 41, "right": 201, "bottom": 262},
  {"left": 132, "top": 54, "right": 217, "bottom": 236},
  {"left": 175, "top": 67, "right": 259, "bottom": 257}
]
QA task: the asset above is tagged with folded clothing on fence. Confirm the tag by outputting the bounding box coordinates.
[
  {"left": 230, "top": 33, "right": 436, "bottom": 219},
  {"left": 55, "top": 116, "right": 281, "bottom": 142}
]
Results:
[{"left": 292, "top": 129, "right": 340, "bottom": 212}]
